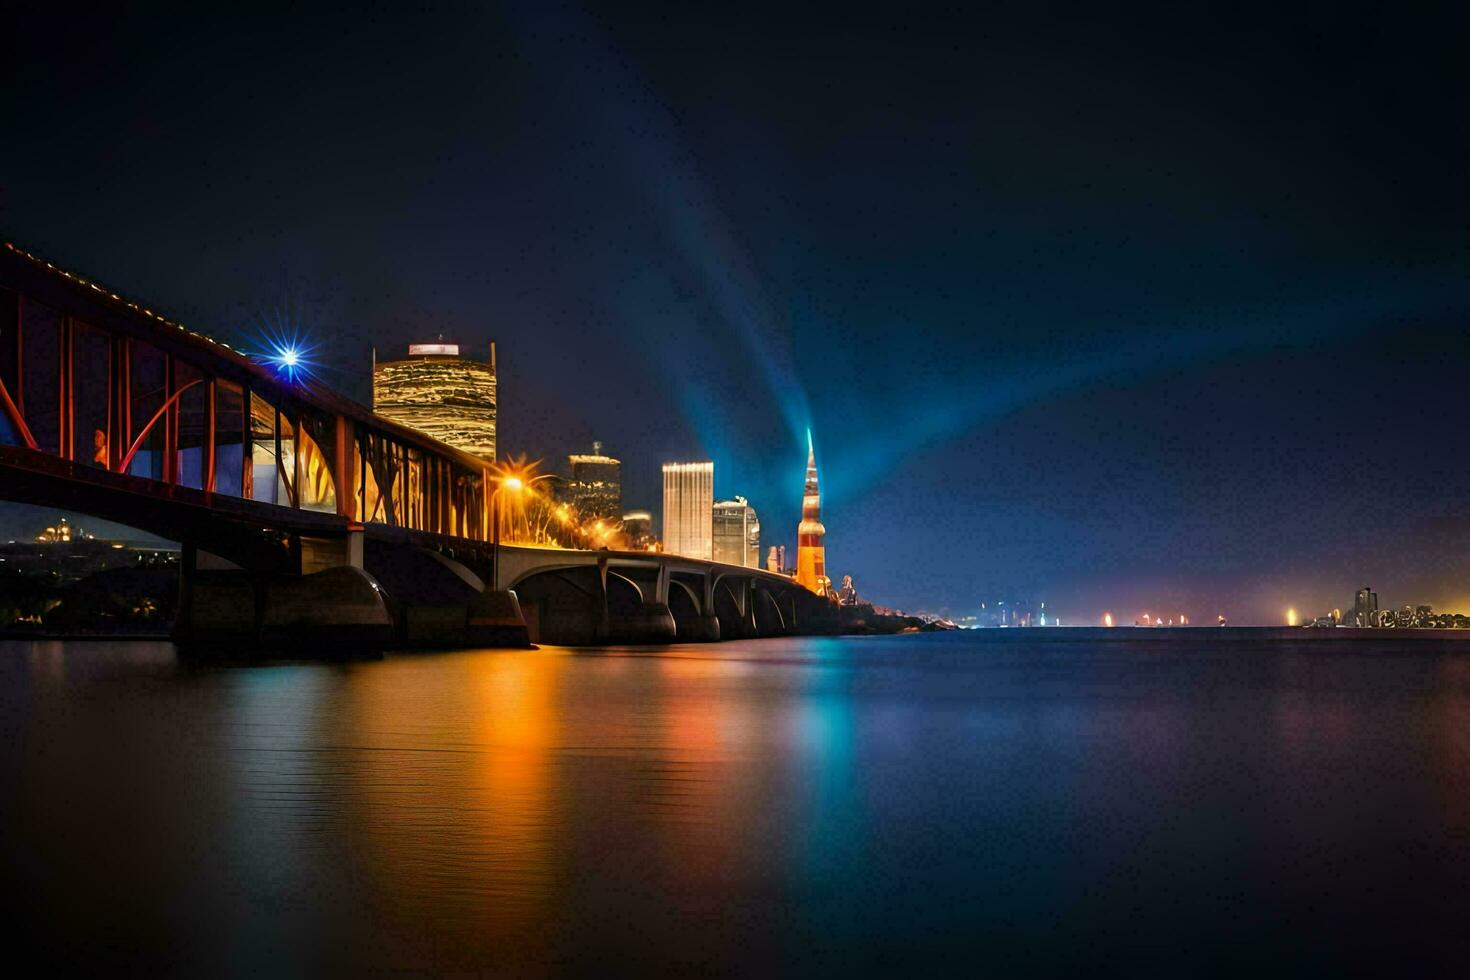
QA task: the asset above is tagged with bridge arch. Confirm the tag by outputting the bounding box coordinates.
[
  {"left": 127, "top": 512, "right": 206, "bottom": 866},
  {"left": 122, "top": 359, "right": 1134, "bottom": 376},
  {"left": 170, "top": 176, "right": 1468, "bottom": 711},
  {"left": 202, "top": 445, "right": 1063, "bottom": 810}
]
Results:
[
  {"left": 779, "top": 590, "right": 799, "bottom": 631},
  {"left": 668, "top": 578, "right": 701, "bottom": 619},
  {"left": 510, "top": 565, "right": 603, "bottom": 646},
  {"left": 711, "top": 576, "right": 748, "bottom": 640},
  {"left": 605, "top": 570, "right": 643, "bottom": 615},
  {"left": 753, "top": 586, "right": 787, "bottom": 636}
]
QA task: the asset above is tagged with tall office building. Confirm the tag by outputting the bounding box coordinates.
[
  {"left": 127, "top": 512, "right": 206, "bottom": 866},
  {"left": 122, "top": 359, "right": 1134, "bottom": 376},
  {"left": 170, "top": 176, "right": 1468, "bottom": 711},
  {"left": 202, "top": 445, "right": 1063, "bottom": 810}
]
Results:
[
  {"left": 662, "top": 461, "right": 713, "bottom": 559},
  {"left": 372, "top": 340, "right": 497, "bottom": 460},
  {"left": 566, "top": 441, "right": 622, "bottom": 521},
  {"left": 713, "top": 496, "right": 760, "bottom": 568},
  {"left": 795, "top": 430, "right": 829, "bottom": 595}
]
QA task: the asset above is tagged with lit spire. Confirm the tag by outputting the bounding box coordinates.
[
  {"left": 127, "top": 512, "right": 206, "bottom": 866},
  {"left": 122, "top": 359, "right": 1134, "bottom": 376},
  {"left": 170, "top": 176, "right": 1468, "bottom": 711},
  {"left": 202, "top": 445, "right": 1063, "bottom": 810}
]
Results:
[
  {"left": 796, "top": 428, "right": 827, "bottom": 595},
  {"left": 804, "top": 429, "right": 819, "bottom": 498}
]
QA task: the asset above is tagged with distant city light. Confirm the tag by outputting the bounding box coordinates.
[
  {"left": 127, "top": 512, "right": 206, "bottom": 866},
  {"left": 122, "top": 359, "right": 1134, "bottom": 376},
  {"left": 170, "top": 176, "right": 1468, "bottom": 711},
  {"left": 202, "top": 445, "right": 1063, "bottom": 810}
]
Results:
[
  {"left": 1103, "top": 612, "right": 1114, "bottom": 627},
  {"left": 1286, "top": 607, "right": 1299, "bottom": 627}
]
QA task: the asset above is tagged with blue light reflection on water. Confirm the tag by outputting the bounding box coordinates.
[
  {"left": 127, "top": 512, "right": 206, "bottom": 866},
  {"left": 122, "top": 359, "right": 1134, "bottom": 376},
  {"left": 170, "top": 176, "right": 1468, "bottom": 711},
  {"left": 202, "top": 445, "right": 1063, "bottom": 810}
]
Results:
[{"left": 790, "top": 638, "right": 863, "bottom": 948}]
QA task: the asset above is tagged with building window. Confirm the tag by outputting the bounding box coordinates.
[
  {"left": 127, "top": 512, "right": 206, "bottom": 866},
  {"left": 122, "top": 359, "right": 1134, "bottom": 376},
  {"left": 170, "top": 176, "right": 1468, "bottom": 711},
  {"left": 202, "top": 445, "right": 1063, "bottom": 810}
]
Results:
[
  {"left": 214, "top": 381, "right": 244, "bottom": 497},
  {"left": 297, "top": 412, "right": 337, "bottom": 514},
  {"left": 407, "top": 451, "right": 424, "bottom": 530},
  {"left": 176, "top": 361, "right": 207, "bottom": 489},
  {"left": 388, "top": 444, "right": 405, "bottom": 526},
  {"left": 71, "top": 323, "right": 111, "bottom": 468},
  {"left": 128, "top": 341, "right": 166, "bottom": 480},
  {"left": 249, "top": 392, "right": 278, "bottom": 504},
  {"left": 278, "top": 410, "right": 297, "bottom": 506},
  {"left": 21, "top": 298, "right": 61, "bottom": 455},
  {"left": 0, "top": 289, "right": 18, "bottom": 446}
]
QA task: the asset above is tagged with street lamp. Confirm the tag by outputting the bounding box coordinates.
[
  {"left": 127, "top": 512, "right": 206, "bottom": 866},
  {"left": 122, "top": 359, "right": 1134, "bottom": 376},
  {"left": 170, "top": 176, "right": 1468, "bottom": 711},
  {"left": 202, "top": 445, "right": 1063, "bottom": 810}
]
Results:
[{"left": 491, "top": 475, "right": 524, "bottom": 591}]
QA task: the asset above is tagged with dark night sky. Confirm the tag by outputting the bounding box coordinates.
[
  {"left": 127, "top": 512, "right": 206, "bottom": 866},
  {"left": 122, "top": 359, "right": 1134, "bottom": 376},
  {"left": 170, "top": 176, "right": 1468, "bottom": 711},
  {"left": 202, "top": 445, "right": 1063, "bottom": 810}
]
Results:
[{"left": 4, "top": 2, "right": 1470, "bottom": 622}]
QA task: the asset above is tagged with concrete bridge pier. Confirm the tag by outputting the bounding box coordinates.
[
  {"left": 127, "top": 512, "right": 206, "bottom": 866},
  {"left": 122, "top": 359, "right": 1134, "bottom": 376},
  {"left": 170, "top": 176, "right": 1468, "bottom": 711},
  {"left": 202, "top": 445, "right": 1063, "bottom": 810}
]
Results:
[
  {"left": 607, "top": 601, "right": 678, "bottom": 644},
  {"left": 175, "top": 532, "right": 396, "bottom": 657},
  {"left": 605, "top": 562, "right": 676, "bottom": 644},
  {"left": 465, "top": 589, "right": 531, "bottom": 648}
]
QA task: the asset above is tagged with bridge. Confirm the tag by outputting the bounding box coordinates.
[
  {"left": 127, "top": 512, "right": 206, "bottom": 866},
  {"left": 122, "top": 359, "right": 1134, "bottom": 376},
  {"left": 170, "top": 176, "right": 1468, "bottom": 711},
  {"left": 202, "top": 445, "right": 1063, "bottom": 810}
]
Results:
[{"left": 0, "top": 242, "right": 835, "bottom": 652}]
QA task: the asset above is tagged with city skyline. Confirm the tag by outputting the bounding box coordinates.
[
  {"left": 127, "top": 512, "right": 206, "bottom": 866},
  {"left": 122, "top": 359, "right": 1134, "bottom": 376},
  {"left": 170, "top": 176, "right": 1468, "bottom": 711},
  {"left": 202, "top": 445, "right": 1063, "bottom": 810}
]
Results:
[
  {"left": 0, "top": 260, "right": 1462, "bottom": 623},
  {"left": 4, "top": 5, "right": 1470, "bottom": 620}
]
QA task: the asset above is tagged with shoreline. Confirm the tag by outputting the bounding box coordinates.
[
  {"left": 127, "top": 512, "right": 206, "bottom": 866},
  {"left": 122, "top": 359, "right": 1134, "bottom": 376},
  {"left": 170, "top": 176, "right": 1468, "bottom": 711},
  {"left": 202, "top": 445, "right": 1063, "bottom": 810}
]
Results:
[
  {"left": 944, "top": 625, "right": 1470, "bottom": 643},
  {"left": 10, "top": 624, "right": 1470, "bottom": 644}
]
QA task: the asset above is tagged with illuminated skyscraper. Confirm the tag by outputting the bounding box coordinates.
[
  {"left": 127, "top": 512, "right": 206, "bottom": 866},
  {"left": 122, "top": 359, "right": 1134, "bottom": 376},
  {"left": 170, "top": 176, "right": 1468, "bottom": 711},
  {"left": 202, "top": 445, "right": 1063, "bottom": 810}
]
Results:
[
  {"left": 795, "top": 430, "right": 828, "bottom": 595},
  {"left": 566, "top": 441, "right": 622, "bottom": 521},
  {"left": 662, "top": 461, "right": 713, "bottom": 559},
  {"left": 372, "top": 340, "right": 497, "bottom": 460},
  {"left": 713, "top": 496, "right": 760, "bottom": 567}
]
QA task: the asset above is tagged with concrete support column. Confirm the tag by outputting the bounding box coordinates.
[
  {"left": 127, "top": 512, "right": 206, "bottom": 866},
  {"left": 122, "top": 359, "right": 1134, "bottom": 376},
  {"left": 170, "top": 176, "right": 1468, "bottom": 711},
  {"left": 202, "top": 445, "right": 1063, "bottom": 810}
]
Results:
[{"left": 176, "top": 543, "right": 197, "bottom": 640}]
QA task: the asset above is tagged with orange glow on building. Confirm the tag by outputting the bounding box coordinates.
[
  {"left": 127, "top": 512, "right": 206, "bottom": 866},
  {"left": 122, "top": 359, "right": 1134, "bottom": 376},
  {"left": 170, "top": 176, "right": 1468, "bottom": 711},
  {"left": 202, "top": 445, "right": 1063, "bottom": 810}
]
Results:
[
  {"left": 372, "top": 340, "right": 497, "bottom": 461},
  {"left": 795, "top": 430, "right": 828, "bottom": 595}
]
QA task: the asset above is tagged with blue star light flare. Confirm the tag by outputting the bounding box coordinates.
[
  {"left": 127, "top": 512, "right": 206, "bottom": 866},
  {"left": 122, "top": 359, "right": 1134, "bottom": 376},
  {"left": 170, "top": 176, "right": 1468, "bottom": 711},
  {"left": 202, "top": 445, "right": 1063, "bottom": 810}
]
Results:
[{"left": 247, "top": 325, "right": 321, "bottom": 385}]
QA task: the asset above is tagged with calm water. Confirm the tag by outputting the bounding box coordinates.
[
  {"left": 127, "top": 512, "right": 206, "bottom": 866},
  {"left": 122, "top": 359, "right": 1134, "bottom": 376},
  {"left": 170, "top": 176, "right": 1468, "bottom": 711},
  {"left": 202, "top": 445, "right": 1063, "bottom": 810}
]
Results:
[{"left": 3, "top": 633, "right": 1470, "bottom": 976}]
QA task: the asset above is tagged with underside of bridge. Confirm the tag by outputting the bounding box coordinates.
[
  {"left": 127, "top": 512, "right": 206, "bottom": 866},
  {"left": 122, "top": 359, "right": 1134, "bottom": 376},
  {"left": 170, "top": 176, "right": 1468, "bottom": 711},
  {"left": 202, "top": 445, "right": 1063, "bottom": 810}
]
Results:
[{"left": 504, "top": 552, "right": 833, "bottom": 646}]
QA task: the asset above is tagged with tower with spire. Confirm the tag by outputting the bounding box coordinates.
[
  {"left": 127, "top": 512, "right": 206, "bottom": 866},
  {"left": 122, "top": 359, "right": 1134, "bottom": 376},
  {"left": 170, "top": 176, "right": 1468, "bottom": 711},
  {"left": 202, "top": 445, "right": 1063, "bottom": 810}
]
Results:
[{"left": 795, "top": 429, "right": 829, "bottom": 595}]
